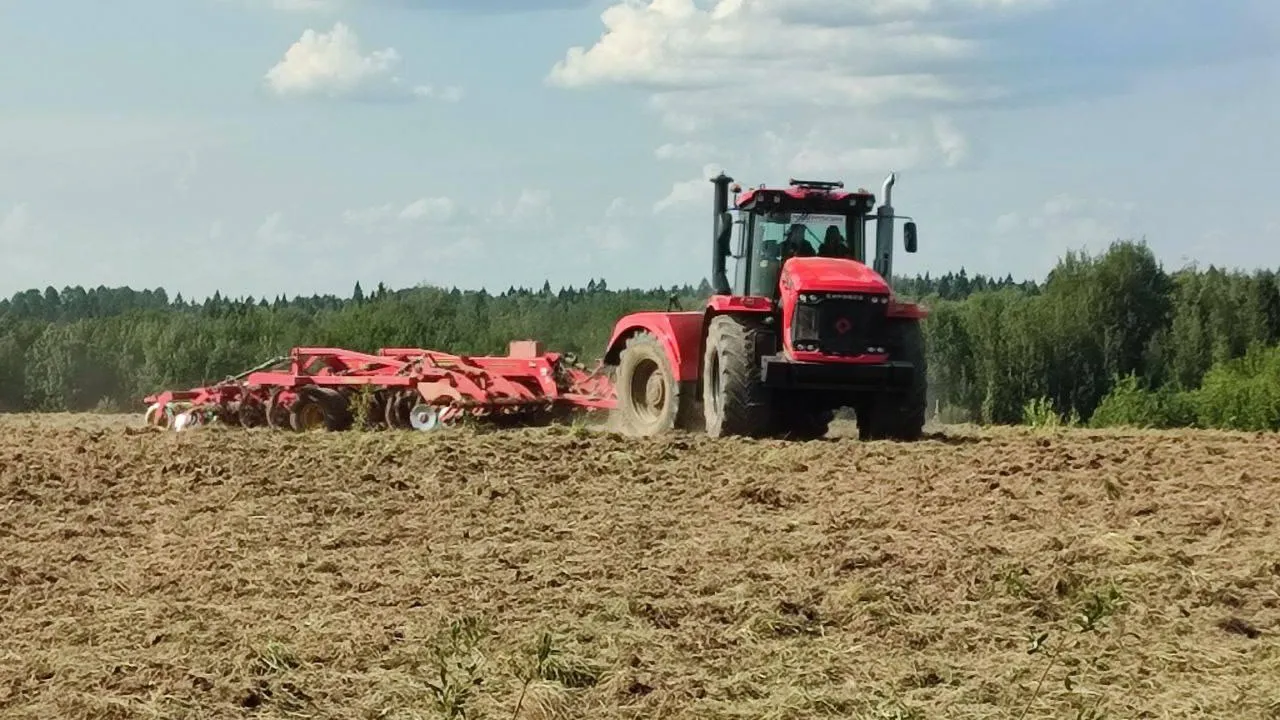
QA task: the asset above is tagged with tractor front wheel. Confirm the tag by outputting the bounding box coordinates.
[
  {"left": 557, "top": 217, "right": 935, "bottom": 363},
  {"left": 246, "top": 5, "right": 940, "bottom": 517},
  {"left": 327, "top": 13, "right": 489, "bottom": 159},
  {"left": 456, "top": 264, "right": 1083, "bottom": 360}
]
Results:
[
  {"left": 614, "top": 331, "right": 689, "bottom": 436},
  {"left": 702, "top": 314, "right": 774, "bottom": 438},
  {"left": 774, "top": 396, "right": 833, "bottom": 440},
  {"left": 856, "top": 320, "right": 927, "bottom": 441}
]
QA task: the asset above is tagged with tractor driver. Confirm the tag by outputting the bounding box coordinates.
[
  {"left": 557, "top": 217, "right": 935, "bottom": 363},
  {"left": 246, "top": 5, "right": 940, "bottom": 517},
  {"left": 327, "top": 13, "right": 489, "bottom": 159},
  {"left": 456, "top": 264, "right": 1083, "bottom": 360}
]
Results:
[
  {"left": 780, "top": 223, "right": 814, "bottom": 260},
  {"left": 818, "top": 225, "right": 849, "bottom": 258}
]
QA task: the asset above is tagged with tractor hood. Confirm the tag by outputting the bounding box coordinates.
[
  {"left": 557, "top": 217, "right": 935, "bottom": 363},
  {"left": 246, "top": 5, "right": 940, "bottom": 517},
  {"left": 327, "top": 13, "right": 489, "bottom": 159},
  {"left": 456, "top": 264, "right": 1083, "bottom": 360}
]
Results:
[{"left": 779, "top": 257, "right": 891, "bottom": 296}]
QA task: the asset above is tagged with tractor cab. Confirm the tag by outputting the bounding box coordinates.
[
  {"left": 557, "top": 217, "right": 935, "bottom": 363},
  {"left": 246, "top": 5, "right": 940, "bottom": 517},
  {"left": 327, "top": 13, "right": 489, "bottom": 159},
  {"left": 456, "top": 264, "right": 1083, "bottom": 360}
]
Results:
[{"left": 709, "top": 174, "right": 917, "bottom": 303}]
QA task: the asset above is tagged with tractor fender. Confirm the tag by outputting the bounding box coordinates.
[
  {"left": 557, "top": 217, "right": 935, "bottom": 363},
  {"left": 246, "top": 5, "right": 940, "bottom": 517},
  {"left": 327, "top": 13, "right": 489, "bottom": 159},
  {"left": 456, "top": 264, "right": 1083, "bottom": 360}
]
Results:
[
  {"left": 888, "top": 300, "right": 929, "bottom": 319},
  {"left": 603, "top": 311, "right": 704, "bottom": 381}
]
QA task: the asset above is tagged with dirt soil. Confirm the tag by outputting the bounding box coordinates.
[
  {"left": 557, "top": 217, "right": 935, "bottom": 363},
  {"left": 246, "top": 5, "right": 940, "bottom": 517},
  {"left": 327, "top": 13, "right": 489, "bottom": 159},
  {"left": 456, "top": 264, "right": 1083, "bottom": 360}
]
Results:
[{"left": 1, "top": 415, "right": 1278, "bottom": 719}]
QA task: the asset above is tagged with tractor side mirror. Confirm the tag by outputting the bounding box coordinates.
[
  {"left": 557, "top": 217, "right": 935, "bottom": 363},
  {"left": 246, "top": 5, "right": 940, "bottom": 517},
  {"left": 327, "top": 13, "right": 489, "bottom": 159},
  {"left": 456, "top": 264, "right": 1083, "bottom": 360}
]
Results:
[
  {"left": 715, "top": 211, "right": 733, "bottom": 255},
  {"left": 903, "top": 221, "right": 918, "bottom": 253}
]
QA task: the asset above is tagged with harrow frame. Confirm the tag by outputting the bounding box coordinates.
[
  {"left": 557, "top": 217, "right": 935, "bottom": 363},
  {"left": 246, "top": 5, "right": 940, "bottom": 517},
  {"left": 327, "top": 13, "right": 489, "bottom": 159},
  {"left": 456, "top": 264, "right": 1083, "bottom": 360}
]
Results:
[{"left": 142, "top": 341, "right": 617, "bottom": 432}]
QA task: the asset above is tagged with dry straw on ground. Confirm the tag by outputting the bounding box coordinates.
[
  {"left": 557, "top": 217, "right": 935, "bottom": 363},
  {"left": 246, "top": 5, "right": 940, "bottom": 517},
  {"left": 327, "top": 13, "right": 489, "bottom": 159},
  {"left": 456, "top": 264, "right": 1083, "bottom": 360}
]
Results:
[{"left": 1, "top": 415, "right": 1278, "bottom": 718}]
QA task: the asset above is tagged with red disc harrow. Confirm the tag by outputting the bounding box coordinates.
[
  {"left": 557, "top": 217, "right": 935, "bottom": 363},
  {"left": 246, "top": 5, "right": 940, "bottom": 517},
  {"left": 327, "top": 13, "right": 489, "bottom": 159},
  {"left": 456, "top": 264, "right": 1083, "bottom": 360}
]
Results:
[{"left": 142, "top": 340, "right": 617, "bottom": 432}]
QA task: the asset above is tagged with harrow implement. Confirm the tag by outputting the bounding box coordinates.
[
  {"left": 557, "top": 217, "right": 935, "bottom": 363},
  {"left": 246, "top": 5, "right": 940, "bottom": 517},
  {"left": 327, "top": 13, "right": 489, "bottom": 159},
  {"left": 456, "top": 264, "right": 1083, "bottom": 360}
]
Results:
[{"left": 142, "top": 340, "right": 616, "bottom": 432}]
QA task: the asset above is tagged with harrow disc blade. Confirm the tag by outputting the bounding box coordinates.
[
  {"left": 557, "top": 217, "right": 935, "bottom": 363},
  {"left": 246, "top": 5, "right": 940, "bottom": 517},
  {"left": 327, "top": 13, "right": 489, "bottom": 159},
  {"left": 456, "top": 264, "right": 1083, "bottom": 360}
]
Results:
[{"left": 408, "top": 403, "right": 442, "bottom": 431}]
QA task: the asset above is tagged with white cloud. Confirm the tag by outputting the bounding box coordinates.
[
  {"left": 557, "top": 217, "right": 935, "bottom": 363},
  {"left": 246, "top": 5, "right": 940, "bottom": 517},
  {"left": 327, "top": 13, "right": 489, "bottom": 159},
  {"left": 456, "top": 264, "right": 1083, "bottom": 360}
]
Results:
[
  {"left": 490, "top": 189, "right": 554, "bottom": 222},
  {"left": 221, "top": 0, "right": 339, "bottom": 11},
  {"left": 655, "top": 141, "right": 717, "bottom": 161},
  {"left": 513, "top": 189, "right": 552, "bottom": 219},
  {"left": 256, "top": 212, "right": 298, "bottom": 247},
  {"left": 173, "top": 152, "right": 197, "bottom": 192},
  {"left": 605, "top": 197, "right": 632, "bottom": 218},
  {"left": 574, "top": 196, "right": 643, "bottom": 259},
  {"left": 342, "top": 203, "right": 398, "bottom": 228},
  {"left": 411, "top": 85, "right": 465, "bottom": 102},
  {"left": 266, "top": 0, "right": 335, "bottom": 10},
  {"left": 0, "top": 203, "right": 31, "bottom": 245},
  {"left": 653, "top": 178, "right": 704, "bottom": 214},
  {"left": 932, "top": 115, "right": 969, "bottom": 167},
  {"left": 423, "top": 234, "right": 487, "bottom": 265},
  {"left": 547, "top": 0, "right": 1020, "bottom": 111},
  {"left": 399, "top": 196, "right": 457, "bottom": 222},
  {"left": 549, "top": 0, "right": 1053, "bottom": 171},
  {"left": 990, "top": 193, "right": 1142, "bottom": 271},
  {"left": 264, "top": 22, "right": 452, "bottom": 101},
  {"left": 343, "top": 196, "right": 458, "bottom": 229},
  {"left": 654, "top": 163, "right": 723, "bottom": 214},
  {"left": 347, "top": 189, "right": 553, "bottom": 236},
  {"left": 586, "top": 222, "right": 632, "bottom": 252},
  {"left": 779, "top": 113, "right": 969, "bottom": 176}
]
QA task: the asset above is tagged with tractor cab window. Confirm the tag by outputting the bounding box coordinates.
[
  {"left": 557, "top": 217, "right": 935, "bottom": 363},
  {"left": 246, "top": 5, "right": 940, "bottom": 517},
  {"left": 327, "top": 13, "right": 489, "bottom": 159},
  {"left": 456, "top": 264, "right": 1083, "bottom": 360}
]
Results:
[{"left": 743, "top": 212, "right": 854, "bottom": 296}]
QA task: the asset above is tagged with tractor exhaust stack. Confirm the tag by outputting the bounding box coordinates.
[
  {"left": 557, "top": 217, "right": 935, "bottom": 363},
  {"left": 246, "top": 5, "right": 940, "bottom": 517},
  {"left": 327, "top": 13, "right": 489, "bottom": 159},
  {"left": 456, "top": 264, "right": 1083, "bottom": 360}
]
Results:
[
  {"left": 874, "top": 172, "right": 897, "bottom": 280},
  {"left": 710, "top": 171, "right": 734, "bottom": 296}
]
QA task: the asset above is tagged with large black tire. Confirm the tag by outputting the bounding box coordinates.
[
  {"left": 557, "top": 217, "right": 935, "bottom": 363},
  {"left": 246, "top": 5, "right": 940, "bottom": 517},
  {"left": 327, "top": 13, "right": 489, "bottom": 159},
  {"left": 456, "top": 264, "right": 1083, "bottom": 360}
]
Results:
[
  {"left": 289, "top": 386, "right": 353, "bottom": 432},
  {"left": 856, "top": 320, "right": 927, "bottom": 441},
  {"left": 613, "top": 332, "right": 694, "bottom": 436},
  {"left": 702, "top": 315, "right": 774, "bottom": 438}
]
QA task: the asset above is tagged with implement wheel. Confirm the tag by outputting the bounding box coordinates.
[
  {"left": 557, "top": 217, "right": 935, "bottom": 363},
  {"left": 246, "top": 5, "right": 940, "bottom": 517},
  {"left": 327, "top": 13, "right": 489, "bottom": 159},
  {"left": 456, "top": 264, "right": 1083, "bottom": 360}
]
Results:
[
  {"left": 289, "top": 387, "right": 353, "bottom": 432},
  {"left": 613, "top": 331, "right": 687, "bottom": 436}
]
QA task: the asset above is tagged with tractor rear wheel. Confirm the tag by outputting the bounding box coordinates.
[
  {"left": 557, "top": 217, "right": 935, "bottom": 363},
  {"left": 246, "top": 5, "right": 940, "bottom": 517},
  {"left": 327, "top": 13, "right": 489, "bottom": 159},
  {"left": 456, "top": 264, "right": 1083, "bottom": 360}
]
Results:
[
  {"left": 702, "top": 314, "right": 774, "bottom": 438},
  {"left": 614, "top": 331, "right": 690, "bottom": 436},
  {"left": 856, "top": 320, "right": 927, "bottom": 441}
]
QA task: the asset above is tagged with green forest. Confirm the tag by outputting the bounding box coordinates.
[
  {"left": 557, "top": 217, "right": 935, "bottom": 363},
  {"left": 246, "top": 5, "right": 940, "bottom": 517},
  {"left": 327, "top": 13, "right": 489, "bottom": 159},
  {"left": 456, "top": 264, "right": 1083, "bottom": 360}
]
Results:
[{"left": 1, "top": 239, "right": 1278, "bottom": 431}]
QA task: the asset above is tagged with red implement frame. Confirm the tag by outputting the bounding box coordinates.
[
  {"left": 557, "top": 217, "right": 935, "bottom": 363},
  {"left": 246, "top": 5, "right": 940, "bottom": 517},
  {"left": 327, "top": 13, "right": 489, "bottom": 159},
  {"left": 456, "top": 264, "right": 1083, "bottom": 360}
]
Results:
[{"left": 142, "top": 341, "right": 617, "bottom": 431}]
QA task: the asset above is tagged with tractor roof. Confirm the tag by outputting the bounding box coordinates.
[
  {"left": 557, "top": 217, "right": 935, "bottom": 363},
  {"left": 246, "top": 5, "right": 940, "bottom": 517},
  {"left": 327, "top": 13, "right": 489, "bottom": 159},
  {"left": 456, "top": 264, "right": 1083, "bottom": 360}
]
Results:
[{"left": 734, "top": 180, "right": 876, "bottom": 214}]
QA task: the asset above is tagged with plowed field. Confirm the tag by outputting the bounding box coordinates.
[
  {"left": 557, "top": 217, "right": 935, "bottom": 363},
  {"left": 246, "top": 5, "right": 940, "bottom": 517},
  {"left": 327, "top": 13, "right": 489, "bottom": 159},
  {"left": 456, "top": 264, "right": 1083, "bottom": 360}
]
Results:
[{"left": 1, "top": 415, "right": 1278, "bottom": 719}]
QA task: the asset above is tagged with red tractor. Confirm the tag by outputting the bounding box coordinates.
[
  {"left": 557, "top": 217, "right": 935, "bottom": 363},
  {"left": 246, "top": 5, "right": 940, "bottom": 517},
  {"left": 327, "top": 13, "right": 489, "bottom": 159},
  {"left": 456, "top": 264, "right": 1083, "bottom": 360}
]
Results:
[{"left": 602, "top": 171, "right": 928, "bottom": 440}]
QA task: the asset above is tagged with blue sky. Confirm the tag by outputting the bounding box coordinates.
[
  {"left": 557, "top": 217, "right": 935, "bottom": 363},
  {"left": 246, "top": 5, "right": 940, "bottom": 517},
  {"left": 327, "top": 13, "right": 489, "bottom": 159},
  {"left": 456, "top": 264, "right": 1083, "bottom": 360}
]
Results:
[{"left": 0, "top": 0, "right": 1277, "bottom": 300}]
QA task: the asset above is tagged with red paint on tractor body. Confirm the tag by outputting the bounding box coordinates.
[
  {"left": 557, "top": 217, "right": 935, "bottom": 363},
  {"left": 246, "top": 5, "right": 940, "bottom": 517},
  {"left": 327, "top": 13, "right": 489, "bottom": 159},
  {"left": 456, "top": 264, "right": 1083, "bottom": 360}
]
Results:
[
  {"left": 776, "top": 256, "right": 893, "bottom": 363},
  {"left": 704, "top": 294, "right": 773, "bottom": 313},
  {"left": 735, "top": 185, "right": 874, "bottom": 208},
  {"left": 887, "top": 300, "right": 928, "bottom": 319},
  {"left": 778, "top": 257, "right": 891, "bottom": 296},
  {"left": 603, "top": 310, "right": 705, "bottom": 382},
  {"left": 604, "top": 294, "right": 780, "bottom": 385}
]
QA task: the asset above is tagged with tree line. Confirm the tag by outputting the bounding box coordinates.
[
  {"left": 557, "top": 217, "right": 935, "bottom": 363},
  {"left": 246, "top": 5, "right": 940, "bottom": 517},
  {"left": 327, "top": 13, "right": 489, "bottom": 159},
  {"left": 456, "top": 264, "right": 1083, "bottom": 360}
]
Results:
[{"left": 1, "top": 239, "right": 1278, "bottom": 431}]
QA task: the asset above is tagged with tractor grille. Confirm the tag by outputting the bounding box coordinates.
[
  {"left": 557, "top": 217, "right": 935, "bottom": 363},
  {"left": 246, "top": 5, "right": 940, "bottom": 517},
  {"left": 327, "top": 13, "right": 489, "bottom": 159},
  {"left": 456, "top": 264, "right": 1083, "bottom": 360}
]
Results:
[{"left": 790, "top": 292, "right": 890, "bottom": 356}]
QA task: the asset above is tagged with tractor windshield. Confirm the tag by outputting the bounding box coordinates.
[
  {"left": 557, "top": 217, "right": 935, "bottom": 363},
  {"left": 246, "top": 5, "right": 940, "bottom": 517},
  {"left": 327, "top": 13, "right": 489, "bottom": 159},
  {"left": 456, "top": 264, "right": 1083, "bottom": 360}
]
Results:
[
  {"left": 743, "top": 211, "right": 858, "bottom": 296},
  {"left": 757, "top": 212, "right": 852, "bottom": 259}
]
